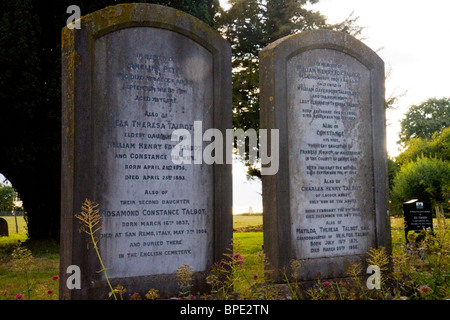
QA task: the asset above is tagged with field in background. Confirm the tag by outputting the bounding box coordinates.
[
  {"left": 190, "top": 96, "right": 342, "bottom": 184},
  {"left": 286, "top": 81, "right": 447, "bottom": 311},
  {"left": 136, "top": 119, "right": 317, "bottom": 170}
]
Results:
[
  {"left": 233, "top": 213, "right": 262, "bottom": 231},
  {"left": 0, "top": 216, "right": 59, "bottom": 300},
  {"left": 0, "top": 216, "right": 28, "bottom": 246}
]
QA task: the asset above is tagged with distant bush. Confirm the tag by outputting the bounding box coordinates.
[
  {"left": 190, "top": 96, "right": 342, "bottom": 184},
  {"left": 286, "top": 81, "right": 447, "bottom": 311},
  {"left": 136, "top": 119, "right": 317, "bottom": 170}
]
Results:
[{"left": 390, "top": 156, "right": 450, "bottom": 216}]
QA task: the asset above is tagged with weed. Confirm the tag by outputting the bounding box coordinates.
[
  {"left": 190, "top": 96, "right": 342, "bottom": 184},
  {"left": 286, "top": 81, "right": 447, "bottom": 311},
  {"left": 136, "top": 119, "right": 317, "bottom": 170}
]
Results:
[
  {"left": 176, "top": 264, "right": 194, "bottom": 298},
  {"left": 10, "top": 242, "right": 34, "bottom": 299},
  {"left": 75, "top": 199, "right": 116, "bottom": 300}
]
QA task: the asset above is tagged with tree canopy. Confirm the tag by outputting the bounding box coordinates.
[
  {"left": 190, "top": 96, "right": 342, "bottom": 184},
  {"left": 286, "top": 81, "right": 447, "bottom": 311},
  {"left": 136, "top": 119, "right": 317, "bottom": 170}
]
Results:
[
  {"left": 0, "top": 185, "right": 18, "bottom": 212},
  {"left": 391, "top": 107, "right": 450, "bottom": 216},
  {"left": 218, "top": 0, "right": 363, "bottom": 177},
  {"left": 398, "top": 97, "right": 450, "bottom": 146},
  {"left": 390, "top": 156, "right": 450, "bottom": 215},
  {"left": 396, "top": 127, "right": 450, "bottom": 165}
]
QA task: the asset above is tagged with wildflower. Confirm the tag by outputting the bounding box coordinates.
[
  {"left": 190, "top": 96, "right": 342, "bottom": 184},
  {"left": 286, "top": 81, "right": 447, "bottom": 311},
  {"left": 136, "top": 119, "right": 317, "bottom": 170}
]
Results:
[
  {"left": 210, "top": 262, "right": 226, "bottom": 275},
  {"left": 52, "top": 275, "right": 59, "bottom": 281},
  {"left": 322, "top": 281, "right": 333, "bottom": 291},
  {"left": 11, "top": 243, "right": 34, "bottom": 273},
  {"left": 15, "top": 293, "right": 24, "bottom": 300},
  {"left": 2, "top": 290, "right": 9, "bottom": 296},
  {"left": 419, "top": 285, "right": 431, "bottom": 295},
  {"left": 47, "top": 290, "right": 53, "bottom": 294},
  {"left": 176, "top": 264, "right": 194, "bottom": 298},
  {"left": 145, "top": 288, "right": 159, "bottom": 300},
  {"left": 129, "top": 292, "right": 141, "bottom": 300},
  {"left": 76, "top": 199, "right": 117, "bottom": 300},
  {"left": 253, "top": 274, "right": 258, "bottom": 280},
  {"left": 206, "top": 273, "right": 222, "bottom": 292},
  {"left": 188, "top": 294, "right": 197, "bottom": 300},
  {"left": 233, "top": 253, "right": 245, "bottom": 264},
  {"left": 113, "top": 284, "right": 126, "bottom": 300}
]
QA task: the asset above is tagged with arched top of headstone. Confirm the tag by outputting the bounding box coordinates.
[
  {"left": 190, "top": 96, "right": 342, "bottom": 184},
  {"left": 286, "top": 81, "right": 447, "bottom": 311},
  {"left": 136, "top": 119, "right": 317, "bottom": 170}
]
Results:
[
  {"left": 62, "top": 3, "right": 230, "bottom": 55},
  {"left": 260, "top": 29, "right": 383, "bottom": 71},
  {"left": 0, "top": 217, "right": 8, "bottom": 237}
]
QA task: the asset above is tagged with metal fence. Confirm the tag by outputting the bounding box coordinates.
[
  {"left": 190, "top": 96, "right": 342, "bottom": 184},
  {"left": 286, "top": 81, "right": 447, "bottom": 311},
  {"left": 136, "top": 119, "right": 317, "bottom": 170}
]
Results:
[{"left": 0, "top": 211, "right": 25, "bottom": 217}]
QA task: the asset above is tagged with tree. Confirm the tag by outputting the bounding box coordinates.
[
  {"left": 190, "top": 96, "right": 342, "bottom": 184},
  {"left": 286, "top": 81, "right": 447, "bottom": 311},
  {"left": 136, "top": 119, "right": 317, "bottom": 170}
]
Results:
[
  {"left": 396, "top": 137, "right": 434, "bottom": 166},
  {"left": 0, "top": 0, "right": 220, "bottom": 240},
  {"left": 430, "top": 126, "right": 450, "bottom": 162},
  {"left": 390, "top": 156, "right": 450, "bottom": 216},
  {"left": 387, "top": 156, "right": 400, "bottom": 192},
  {"left": 398, "top": 97, "right": 450, "bottom": 146},
  {"left": 0, "top": 0, "right": 58, "bottom": 239},
  {"left": 391, "top": 125, "right": 450, "bottom": 216},
  {"left": 0, "top": 185, "right": 18, "bottom": 212},
  {"left": 396, "top": 127, "right": 450, "bottom": 165},
  {"left": 219, "top": 0, "right": 266, "bottom": 134},
  {"left": 218, "top": 0, "right": 364, "bottom": 178}
]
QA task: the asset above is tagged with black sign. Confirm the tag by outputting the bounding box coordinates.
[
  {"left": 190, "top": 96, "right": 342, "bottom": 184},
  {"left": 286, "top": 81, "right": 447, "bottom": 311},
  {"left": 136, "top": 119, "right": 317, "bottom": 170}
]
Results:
[{"left": 403, "top": 199, "right": 433, "bottom": 242}]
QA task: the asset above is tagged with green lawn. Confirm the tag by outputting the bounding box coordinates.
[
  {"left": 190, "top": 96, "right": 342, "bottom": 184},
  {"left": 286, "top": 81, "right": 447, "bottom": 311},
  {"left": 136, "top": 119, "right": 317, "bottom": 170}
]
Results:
[
  {"left": 0, "top": 216, "right": 27, "bottom": 239},
  {"left": 233, "top": 214, "right": 264, "bottom": 273},
  {"left": 233, "top": 213, "right": 263, "bottom": 231},
  {"left": 0, "top": 216, "right": 59, "bottom": 300}
]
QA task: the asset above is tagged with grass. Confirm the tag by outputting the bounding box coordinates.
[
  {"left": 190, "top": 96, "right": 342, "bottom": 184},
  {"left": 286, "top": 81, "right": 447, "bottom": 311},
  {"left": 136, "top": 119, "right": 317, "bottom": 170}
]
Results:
[
  {"left": 233, "top": 213, "right": 263, "bottom": 231},
  {"left": 233, "top": 232, "right": 264, "bottom": 292},
  {"left": 231, "top": 215, "right": 450, "bottom": 300},
  {"left": 0, "top": 214, "right": 448, "bottom": 299},
  {"left": 0, "top": 216, "right": 28, "bottom": 246},
  {"left": 0, "top": 216, "right": 59, "bottom": 300},
  {"left": 2, "top": 216, "right": 28, "bottom": 234},
  {"left": 233, "top": 213, "right": 264, "bottom": 285}
]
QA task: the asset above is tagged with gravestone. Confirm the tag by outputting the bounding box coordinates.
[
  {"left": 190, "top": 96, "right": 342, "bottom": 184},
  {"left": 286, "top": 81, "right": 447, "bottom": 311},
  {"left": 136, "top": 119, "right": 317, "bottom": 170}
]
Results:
[
  {"left": 403, "top": 199, "right": 433, "bottom": 242},
  {"left": 260, "top": 30, "right": 391, "bottom": 282},
  {"left": 0, "top": 218, "right": 8, "bottom": 237},
  {"left": 60, "top": 4, "right": 232, "bottom": 299}
]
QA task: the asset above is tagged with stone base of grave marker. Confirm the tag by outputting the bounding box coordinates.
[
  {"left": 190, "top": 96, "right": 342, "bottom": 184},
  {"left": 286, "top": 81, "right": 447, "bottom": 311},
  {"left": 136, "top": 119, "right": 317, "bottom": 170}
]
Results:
[{"left": 0, "top": 218, "right": 8, "bottom": 237}]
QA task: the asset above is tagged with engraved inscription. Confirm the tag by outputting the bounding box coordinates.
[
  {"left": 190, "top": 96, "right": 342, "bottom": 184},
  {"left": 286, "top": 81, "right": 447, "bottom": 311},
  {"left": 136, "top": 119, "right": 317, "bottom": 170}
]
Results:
[
  {"left": 288, "top": 49, "right": 376, "bottom": 259},
  {"left": 93, "top": 27, "right": 214, "bottom": 278}
]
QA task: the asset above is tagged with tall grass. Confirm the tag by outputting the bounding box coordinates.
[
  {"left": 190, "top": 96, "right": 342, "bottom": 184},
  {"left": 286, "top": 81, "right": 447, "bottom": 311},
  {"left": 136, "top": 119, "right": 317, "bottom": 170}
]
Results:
[
  {"left": 0, "top": 216, "right": 59, "bottom": 300},
  {"left": 0, "top": 215, "right": 448, "bottom": 300}
]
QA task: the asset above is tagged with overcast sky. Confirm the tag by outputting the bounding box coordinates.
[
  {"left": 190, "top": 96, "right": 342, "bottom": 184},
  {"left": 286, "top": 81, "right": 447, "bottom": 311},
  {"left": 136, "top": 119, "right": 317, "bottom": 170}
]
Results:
[{"left": 308, "top": 0, "right": 450, "bottom": 157}]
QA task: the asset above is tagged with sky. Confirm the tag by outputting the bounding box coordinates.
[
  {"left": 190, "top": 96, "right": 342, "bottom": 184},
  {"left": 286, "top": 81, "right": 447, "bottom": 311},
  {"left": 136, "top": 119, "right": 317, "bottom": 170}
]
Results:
[
  {"left": 228, "top": 0, "right": 450, "bottom": 214},
  {"left": 2, "top": 1, "right": 449, "bottom": 214},
  {"left": 306, "top": 0, "right": 450, "bottom": 156}
]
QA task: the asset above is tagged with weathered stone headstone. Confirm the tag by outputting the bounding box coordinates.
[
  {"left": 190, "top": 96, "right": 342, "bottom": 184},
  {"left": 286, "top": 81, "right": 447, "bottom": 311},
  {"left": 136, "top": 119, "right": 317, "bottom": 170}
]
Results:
[
  {"left": 403, "top": 199, "right": 433, "bottom": 242},
  {"left": 60, "top": 4, "right": 232, "bottom": 299},
  {"left": 0, "top": 218, "right": 8, "bottom": 237},
  {"left": 260, "top": 30, "right": 391, "bottom": 282}
]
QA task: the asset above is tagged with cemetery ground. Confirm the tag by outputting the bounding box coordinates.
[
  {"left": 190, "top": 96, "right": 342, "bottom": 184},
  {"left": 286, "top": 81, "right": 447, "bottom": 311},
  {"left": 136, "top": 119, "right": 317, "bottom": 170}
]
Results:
[{"left": 0, "top": 214, "right": 448, "bottom": 300}]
